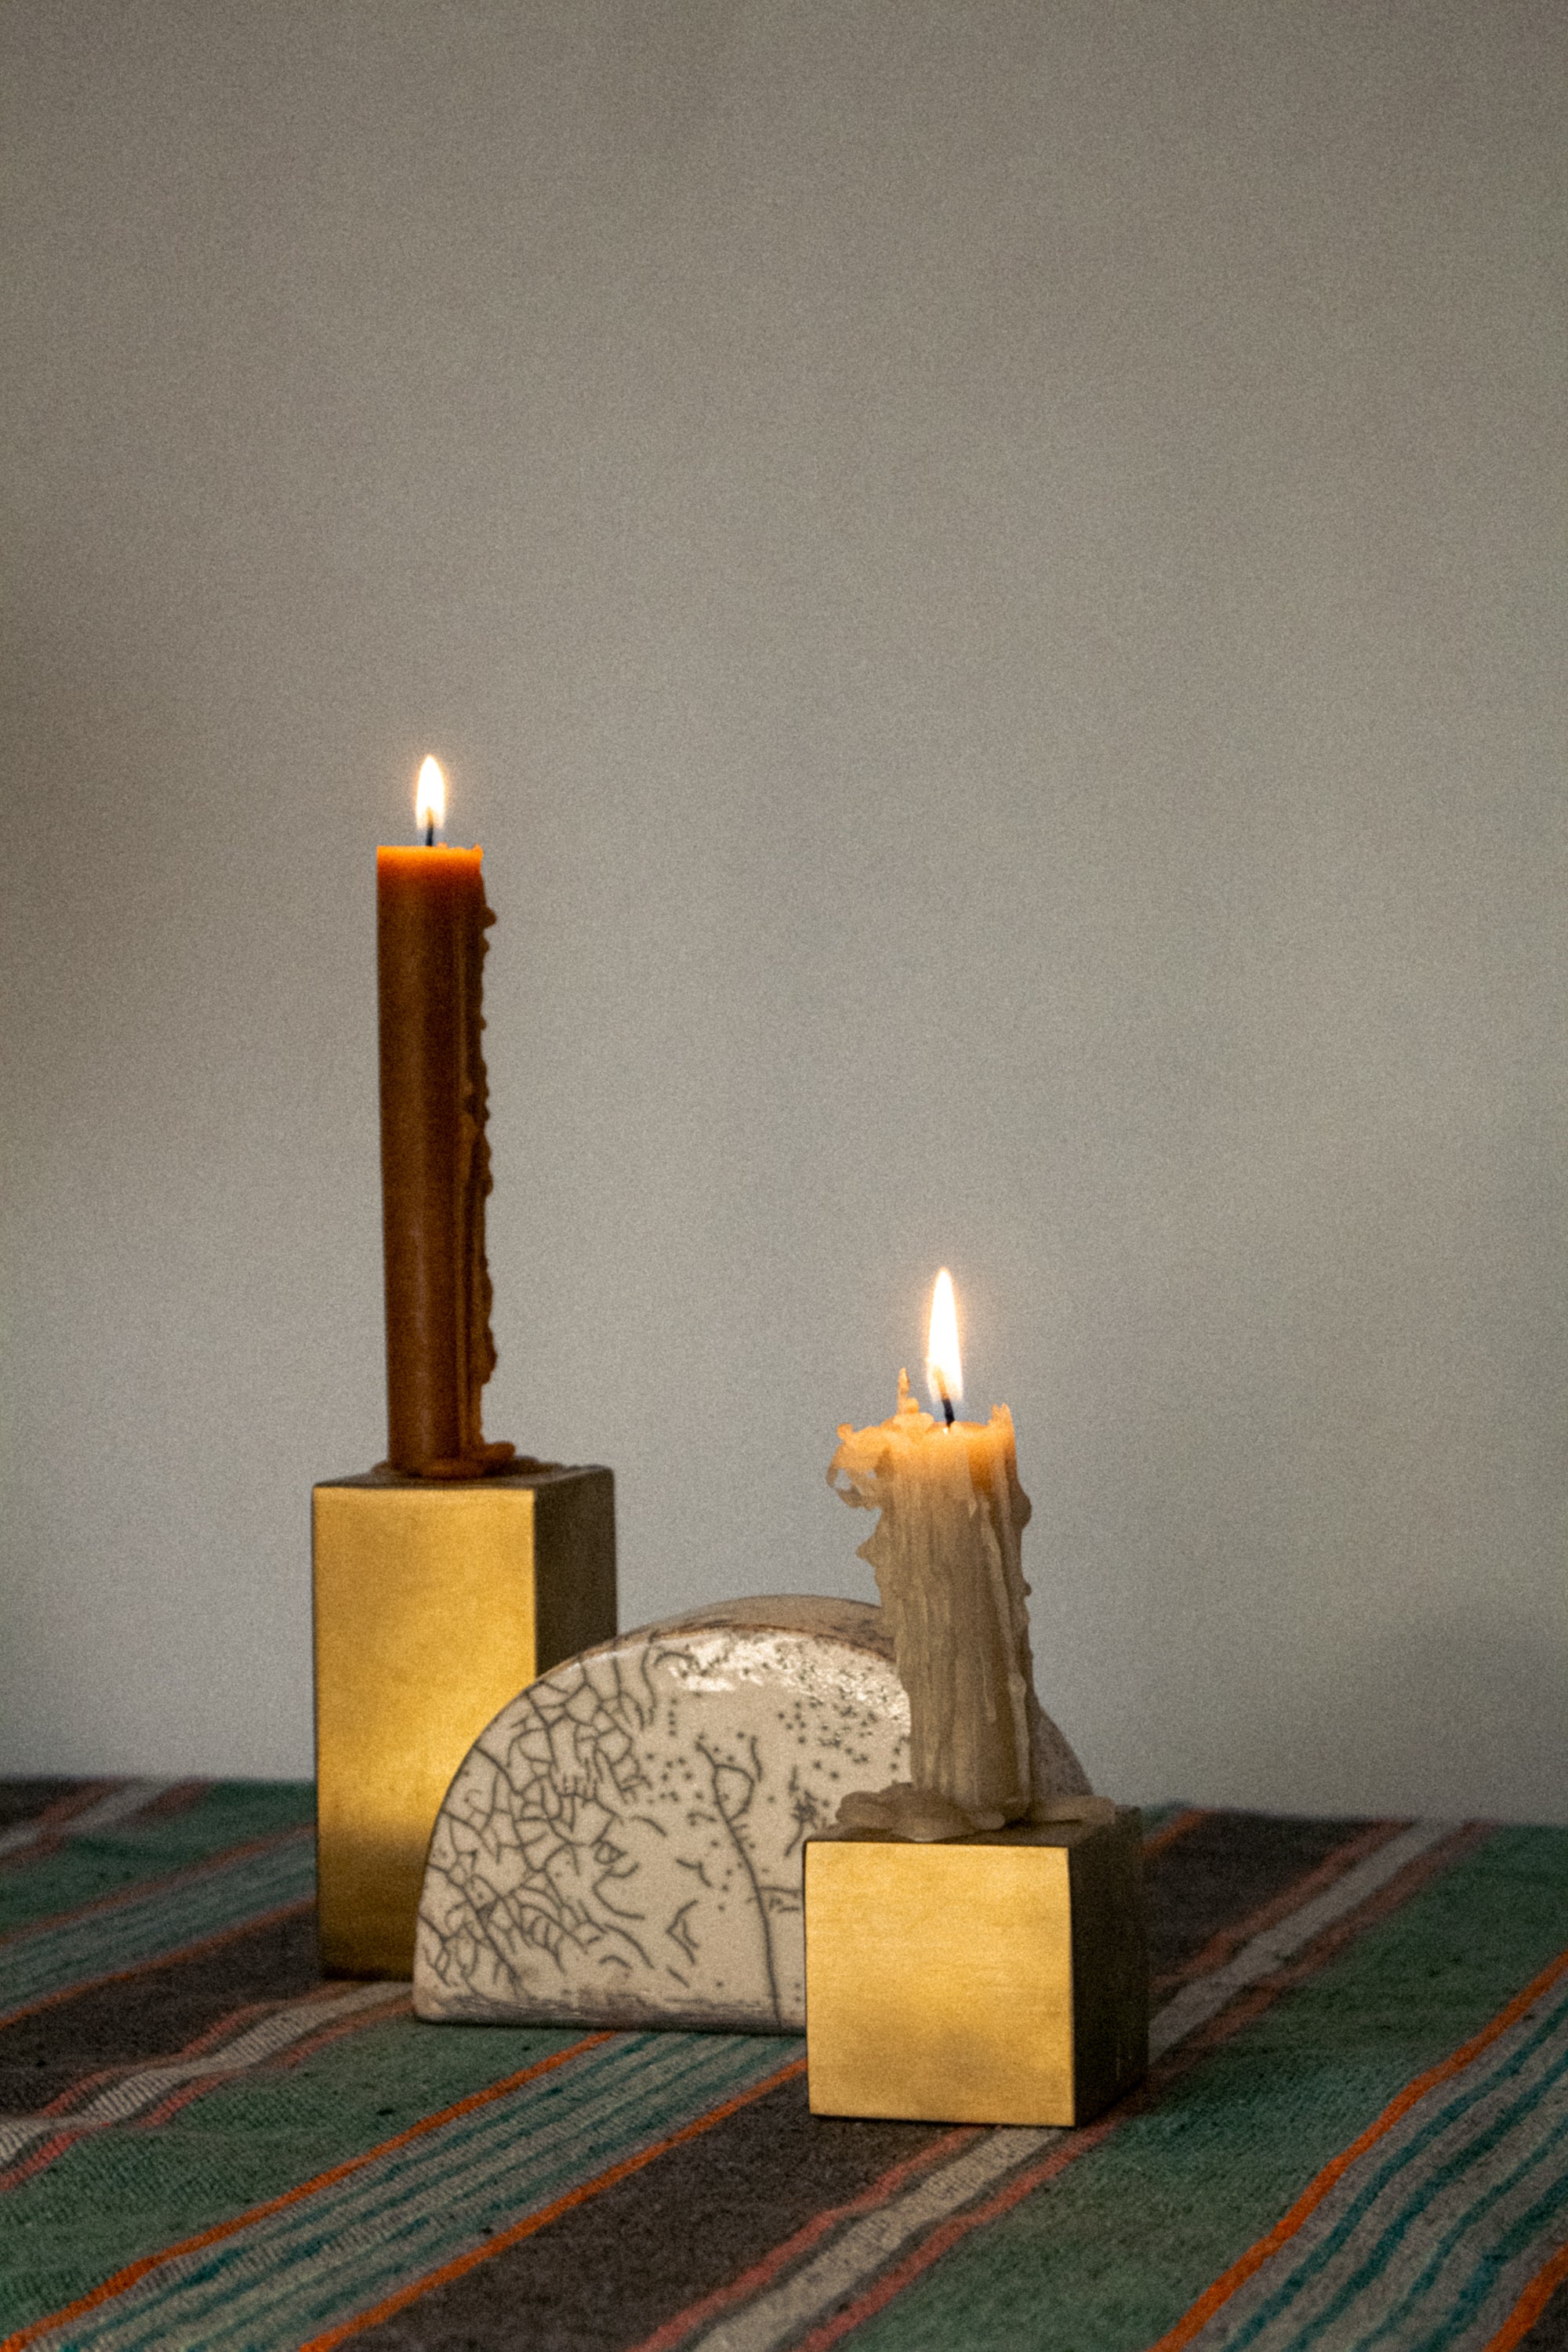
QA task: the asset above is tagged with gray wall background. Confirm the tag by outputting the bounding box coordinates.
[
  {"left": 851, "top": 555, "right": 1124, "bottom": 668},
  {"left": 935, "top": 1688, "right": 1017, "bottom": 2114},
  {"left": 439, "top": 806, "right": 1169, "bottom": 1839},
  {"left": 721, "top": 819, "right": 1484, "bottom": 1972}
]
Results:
[{"left": 2, "top": 2, "right": 1562, "bottom": 1817}]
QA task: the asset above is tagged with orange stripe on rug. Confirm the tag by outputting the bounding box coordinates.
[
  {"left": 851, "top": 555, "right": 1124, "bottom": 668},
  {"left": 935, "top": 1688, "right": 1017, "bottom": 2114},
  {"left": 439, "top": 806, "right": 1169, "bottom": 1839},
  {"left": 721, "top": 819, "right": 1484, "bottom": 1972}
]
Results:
[
  {"left": 132, "top": 1781, "right": 210, "bottom": 1823},
  {"left": 133, "top": 1996, "right": 416, "bottom": 2132},
  {"left": 0, "top": 2132, "right": 90, "bottom": 2198},
  {"left": 0, "top": 2033, "right": 612, "bottom": 2352},
  {"left": 24, "top": 1997, "right": 281, "bottom": 2118},
  {"left": 274, "top": 1994, "right": 416, "bottom": 2072},
  {"left": 0, "top": 1785, "right": 121, "bottom": 1869},
  {"left": 1142, "top": 1807, "right": 1212, "bottom": 1858},
  {"left": 1483, "top": 2236, "right": 1568, "bottom": 2352},
  {"left": 0, "top": 1990, "right": 409, "bottom": 2192},
  {"left": 0, "top": 1824, "right": 313, "bottom": 1950},
  {"left": 1160, "top": 1817, "right": 1408, "bottom": 1989},
  {"left": 299, "top": 2056, "right": 810, "bottom": 2351},
  {"left": 624, "top": 2126, "right": 982, "bottom": 2352},
  {"left": 1144, "top": 1939, "right": 1568, "bottom": 2351},
  {"left": 1167, "top": 1822, "right": 1493, "bottom": 2067},
  {"left": 0, "top": 1994, "right": 289, "bottom": 2195},
  {"left": 0, "top": 1896, "right": 315, "bottom": 2031},
  {"left": 789, "top": 1823, "right": 1494, "bottom": 2352},
  {"left": 796, "top": 2111, "right": 1127, "bottom": 2352}
]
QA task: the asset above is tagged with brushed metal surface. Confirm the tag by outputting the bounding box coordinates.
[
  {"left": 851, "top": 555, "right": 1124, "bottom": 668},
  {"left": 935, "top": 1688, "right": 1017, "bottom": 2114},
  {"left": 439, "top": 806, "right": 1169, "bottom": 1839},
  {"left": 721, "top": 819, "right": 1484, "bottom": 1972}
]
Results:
[
  {"left": 311, "top": 1465, "right": 615, "bottom": 1976},
  {"left": 804, "top": 1809, "right": 1147, "bottom": 2126}
]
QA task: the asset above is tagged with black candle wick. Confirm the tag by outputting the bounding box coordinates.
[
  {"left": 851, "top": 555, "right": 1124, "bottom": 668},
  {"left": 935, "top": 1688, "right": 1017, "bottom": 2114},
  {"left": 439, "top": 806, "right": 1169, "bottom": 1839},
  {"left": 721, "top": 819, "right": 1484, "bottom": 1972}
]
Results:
[
  {"left": 934, "top": 1371, "right": 956, "bottom": 1426},
  {"left": 425, "top": 822, "right": 435, "bottom": 848}
]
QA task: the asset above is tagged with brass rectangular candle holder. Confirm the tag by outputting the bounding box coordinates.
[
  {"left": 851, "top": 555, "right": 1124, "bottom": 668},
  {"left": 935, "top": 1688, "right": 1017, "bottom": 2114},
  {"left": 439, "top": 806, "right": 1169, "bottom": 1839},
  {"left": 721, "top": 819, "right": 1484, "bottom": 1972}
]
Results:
[
  {"left": 312, "top": 1463, "right": 615, "bottom": 1978},
  {"left": 804, "top": 1807, "right": 1149, "bottom": 2127}
]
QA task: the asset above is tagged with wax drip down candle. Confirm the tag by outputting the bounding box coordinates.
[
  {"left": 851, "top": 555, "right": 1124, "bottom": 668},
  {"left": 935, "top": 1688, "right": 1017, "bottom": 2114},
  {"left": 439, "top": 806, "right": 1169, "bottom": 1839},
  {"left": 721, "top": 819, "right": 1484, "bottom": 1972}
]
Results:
[
  {"left": 828, "top": 1271, "right": 1099, "bottom": 1842},
  {"left": 376, "top": 757, "right": 516, "bottom": 1479}
]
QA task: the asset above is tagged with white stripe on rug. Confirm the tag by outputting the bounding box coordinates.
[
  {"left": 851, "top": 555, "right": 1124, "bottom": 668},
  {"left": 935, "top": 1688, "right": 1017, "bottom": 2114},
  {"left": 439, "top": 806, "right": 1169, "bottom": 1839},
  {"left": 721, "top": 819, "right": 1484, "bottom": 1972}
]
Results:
[
  {"left": 21, "top": 2032, "right": 791, "bottom": 2352},
  {"left": 0, "top": 1982, "right": 407, "bottom": 2166},
  {"left": 1148, "top": 1818, "right": 1457, "bottom": 2058},
  {"left": 688, "top": 2125, "right": 1057, "bottom": 2352},
  {"left": 0, "top": 1783, "right": 175, "bottom": 1862},
  {"left": 684, "top": 1819, "right": 1461, "bottom": 2352},
  {"left": 1184, "top": 1970, "right": 1568, "bottom": 2350},
  {"left": 0, "top": 1833, "right": 316, "bottom": 2017}
]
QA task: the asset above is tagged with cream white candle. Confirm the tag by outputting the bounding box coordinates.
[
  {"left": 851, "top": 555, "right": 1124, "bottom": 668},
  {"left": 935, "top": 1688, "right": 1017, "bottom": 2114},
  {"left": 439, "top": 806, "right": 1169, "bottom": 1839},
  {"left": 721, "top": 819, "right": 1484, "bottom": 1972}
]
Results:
[{"left": 828, "top": 1272, "right": 1097, "bottom": 1842}]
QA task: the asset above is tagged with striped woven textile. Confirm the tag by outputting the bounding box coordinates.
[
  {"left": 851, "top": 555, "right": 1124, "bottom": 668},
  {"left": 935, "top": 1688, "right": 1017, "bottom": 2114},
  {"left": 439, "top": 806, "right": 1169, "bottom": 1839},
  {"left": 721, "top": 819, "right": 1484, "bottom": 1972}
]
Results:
[{"left": 0, "top": 1783, "right": 1563, "bottom": 2350}]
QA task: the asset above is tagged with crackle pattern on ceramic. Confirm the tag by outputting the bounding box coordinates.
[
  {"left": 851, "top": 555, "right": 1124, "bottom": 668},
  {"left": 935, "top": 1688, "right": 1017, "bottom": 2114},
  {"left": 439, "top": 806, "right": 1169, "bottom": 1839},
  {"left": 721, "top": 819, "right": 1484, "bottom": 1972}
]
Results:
[{"left": 414, "top": 1596, "right": 1089, "bottom": 2032}]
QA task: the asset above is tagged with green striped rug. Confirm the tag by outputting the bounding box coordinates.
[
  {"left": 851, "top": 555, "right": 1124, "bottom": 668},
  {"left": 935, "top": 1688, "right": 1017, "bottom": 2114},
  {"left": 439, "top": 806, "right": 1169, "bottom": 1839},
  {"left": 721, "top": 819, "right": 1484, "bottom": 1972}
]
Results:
[{"left": 0, "top": 1782, "right": 1562, "bottom": 2350}]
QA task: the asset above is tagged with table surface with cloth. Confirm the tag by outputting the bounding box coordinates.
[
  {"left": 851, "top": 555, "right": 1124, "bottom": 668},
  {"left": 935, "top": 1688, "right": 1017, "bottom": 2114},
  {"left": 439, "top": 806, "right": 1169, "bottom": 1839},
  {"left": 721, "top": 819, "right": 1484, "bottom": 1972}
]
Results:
[{"left": 0, "top": 1780, "right": 1564, "bottom": 2352}]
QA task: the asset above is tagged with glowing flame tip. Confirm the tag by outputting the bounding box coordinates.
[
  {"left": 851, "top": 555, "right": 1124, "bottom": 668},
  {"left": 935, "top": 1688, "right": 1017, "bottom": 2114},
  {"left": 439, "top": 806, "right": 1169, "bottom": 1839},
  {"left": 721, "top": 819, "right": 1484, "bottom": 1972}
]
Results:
[
  {"left": 924, "top": 1267, "right": 963, "bottom": 1410},
  {"left": 415, "top": 755, "right": 446, "bottom": 836}
]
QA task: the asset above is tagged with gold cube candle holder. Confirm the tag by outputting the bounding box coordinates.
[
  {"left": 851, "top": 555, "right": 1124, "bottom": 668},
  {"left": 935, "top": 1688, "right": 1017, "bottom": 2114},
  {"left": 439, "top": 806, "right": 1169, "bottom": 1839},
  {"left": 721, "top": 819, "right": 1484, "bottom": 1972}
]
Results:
[
  {"left": 311, "top": 1463, "right": 615, "bottom": 1978},
  {"left": 804, "top": 1807, "right": 1149, "bottom": 2128}
]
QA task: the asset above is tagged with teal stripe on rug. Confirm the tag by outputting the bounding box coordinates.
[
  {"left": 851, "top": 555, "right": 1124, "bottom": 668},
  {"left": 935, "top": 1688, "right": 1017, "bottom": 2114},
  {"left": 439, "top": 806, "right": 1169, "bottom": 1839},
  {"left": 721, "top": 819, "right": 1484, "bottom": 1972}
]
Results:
[
  {"left": 1189, "top": 1969, "right": 1568, "bottom": 2350},
  {"left": 0, "top": 2011, "right": 591, "bottom": 2328},
  {"left": 0, "top": 1834, "right": 315, "bottom": 2016},
  {"left": 1140, "top": 1805, "right": 1194, "bottom": 1838},
  {"left": 838, "top": 1824, "right": 1568, "bottom": 2352},
  {"left": 0, "top": 1784, "right": 314, "bottom": 1940},
  {"left": 1443, "top": 2154, "right": 1568, "bottom": 2352},
  {"left": 21, "top": 2029, "right": 799, "bottom": 2351}
]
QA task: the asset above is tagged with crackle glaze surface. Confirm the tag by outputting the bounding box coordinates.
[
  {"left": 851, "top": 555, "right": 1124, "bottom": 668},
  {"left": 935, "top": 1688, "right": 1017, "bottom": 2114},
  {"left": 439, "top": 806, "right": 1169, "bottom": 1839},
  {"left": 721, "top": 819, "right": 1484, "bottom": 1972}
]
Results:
[
  {"left": 415, "top": 1595, "right": 1091, "bottom": 2032},
  {"left": 414, "top": 1597, "right": 914, "bottom": 2031}
]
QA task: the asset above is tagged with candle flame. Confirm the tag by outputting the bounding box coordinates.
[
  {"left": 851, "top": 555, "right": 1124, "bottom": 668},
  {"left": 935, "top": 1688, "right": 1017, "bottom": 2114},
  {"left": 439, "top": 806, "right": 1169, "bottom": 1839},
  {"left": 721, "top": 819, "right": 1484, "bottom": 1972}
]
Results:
[
  {"left": 415, "top": 755, "right": 446, "bottom": 837},
  {"left": 925, "top": 1268, "right": 963, "bottom": 1410}
]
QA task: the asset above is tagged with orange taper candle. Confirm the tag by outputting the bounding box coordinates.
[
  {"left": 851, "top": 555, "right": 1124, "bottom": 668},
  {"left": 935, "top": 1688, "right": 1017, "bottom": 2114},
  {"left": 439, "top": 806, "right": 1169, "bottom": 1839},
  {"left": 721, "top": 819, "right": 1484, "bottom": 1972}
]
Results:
[{"left": 376, "top": 757, "right": 514, "bottom": 1478}]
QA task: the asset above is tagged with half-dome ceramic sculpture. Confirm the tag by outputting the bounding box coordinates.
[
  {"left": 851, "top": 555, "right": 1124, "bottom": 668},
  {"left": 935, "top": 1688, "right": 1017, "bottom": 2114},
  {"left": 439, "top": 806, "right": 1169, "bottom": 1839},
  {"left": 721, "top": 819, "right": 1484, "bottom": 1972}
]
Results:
[{"left": 413, "top": 1595, "right": 1091, "bottom": 2033}]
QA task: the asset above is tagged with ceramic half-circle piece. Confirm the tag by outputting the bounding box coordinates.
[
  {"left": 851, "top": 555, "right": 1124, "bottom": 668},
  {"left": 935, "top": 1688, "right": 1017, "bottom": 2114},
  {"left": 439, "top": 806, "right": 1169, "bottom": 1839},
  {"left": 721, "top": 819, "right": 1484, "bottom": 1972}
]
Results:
[{"left": 413, "top": 1595, "right": 1091, "bottom": 2034}]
